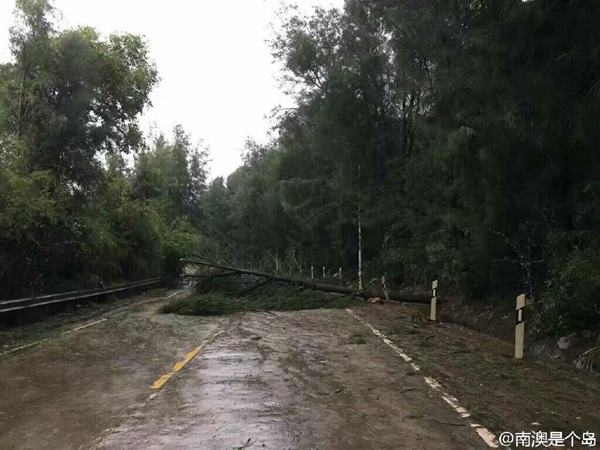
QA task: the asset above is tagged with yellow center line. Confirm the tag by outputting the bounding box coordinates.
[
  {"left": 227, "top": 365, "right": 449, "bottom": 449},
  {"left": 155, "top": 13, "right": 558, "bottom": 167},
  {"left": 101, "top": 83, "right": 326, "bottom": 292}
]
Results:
[
  {"left": 184, "top": 346, "right": 202, "bottom": 362},
  {"left": 149, "top": 342, "right": 208, "bottom": 390},
  {"left": 149, "top": 373, "right": 172, "bottom": 390},
  {"left": 172, "top": 361, "right": 186, "bottom": 372}
]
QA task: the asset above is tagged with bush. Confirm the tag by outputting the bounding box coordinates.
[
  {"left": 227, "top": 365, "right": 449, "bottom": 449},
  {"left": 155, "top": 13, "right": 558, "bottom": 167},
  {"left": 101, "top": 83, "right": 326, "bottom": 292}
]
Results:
[
  {"left": 535, "top": 246, "right": 600, "bottom": 334},
  {"left": 161, "top": 218, "right": 202, "bottom": 279},
  {"left": 160, "top": 292, "right": 233, "bottom": 316}
]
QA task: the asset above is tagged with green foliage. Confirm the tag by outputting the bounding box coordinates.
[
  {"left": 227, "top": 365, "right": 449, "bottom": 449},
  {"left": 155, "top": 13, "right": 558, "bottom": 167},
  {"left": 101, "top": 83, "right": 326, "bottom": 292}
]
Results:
[
  {"left": 535, "top": 244, "right": 600, "bottom": 334},
  {"left": 2, "top": 0, "right": 600, "bottom": 337},
  {"left": 132, "top": 127, "right": 209, "bottom": 224},
  {"left": 0, "top": 1, "right": 211, "bottom": 298},
  {"left": 195, "top": 0, "right": 600, "bottom": 334},
  {"left": 0, "top": 166, "right": 58, "bottom": 296},
  {"left": 160, "top": 292, "right": 233, "bottom": 316},
  {"left": 161, "top": 218, "right": 202, "bottom": 279},
  {"left": 2, "top": 1, "right": 159, "bottom": 186},
  {"left": 159, "top": 284, "right": 363, "bottom": 317}
]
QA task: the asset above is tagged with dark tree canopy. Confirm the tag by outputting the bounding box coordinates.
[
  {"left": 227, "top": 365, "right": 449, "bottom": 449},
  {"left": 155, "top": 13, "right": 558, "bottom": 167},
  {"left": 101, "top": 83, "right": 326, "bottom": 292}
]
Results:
[
  {"left": 197, "top": 0, "right": 600, "bottom": 334},
  {"left": 1, "top": 0, "right": 599, "bottom": 335},
  {"left": 0, "top": 0, "right": 207, "bottom": 297}
]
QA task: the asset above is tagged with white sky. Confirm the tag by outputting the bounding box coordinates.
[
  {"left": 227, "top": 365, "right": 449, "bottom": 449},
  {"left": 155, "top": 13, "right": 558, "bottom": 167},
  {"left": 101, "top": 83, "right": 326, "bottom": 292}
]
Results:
[{"left": 0, "top": 0, "right": 344, "bottom": 179}]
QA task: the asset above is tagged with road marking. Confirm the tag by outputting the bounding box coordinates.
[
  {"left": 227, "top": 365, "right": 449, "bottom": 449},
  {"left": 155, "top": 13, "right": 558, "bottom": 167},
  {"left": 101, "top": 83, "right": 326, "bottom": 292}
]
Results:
[
  {"left": 0, "top": 339, "right": 49, "bottom": 357},
  {"left": 346, "top": 309, "right": 507, "bottom": 449},
  {"left": 347, "top": 309, "right": 415, "bottom": 364},
  {"left": 149, "top": 343, "right": 208, "bottom": 390},
  {"left": 165, "top": 289, "right": 187, "bottom": 299},
  {"left": 172, "top": 361, "right": 185, "bottom": 372},
  {"left": 0, "top": 290, "right": 180, "bottom": 358},
  {"left": 184, "top": 346, "right": 202, "bottom": 361},
  {"left": 149, "top": 373, "right": 173, "bottom": 390},
  {"left": 62, "top": 318, "right": 107, "bottom": 335},
  {"left": 1, "top": 318, "right": 109, "bottom": 357}
]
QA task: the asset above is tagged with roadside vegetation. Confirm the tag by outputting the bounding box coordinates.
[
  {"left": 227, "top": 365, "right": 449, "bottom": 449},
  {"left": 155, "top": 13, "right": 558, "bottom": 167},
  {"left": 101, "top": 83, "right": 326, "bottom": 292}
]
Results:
[
  {"left": 160, "top": 276, "right": 363, "bottom": 316},
  {"left": 1, "top": 0, "right": 599, "bottom": 343},
  {"left": 0, "top": 1, "right": 213, "bottom": 298},
  {"left": 195, "top": 1, "right": 600, "bottom": 338}
]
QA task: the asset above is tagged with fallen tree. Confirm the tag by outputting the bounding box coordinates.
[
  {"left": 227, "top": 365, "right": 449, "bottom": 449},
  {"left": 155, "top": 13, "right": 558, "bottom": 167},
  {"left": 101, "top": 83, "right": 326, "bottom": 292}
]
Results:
[{"left": 182, "top": 259, "right": 437, "bottom": 305}]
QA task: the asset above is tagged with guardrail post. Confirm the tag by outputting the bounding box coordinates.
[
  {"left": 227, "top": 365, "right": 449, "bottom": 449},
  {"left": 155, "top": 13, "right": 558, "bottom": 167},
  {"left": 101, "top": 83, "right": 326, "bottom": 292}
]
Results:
[{"left": 311, "top": 266, "right": 314, "bottom": 280}]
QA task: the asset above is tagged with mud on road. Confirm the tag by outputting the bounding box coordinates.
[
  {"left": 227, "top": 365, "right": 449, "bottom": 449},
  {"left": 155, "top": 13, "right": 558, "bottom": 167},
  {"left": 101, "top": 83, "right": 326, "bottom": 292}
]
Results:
[
  {"left": 0, "top": 295, "right": 598, "bottom": 449},
  {"left": 94, "top": 309, "right": 485, "bottom": 450}
]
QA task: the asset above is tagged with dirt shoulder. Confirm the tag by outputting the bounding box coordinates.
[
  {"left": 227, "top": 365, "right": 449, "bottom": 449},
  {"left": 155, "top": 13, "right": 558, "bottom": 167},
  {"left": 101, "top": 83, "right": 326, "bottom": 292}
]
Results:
[
  {"left": 437, "top": 297, "right": 600, "bottom": 367},
  {"left": 352, "top": 303, "right": 600, "bottom": 446}
]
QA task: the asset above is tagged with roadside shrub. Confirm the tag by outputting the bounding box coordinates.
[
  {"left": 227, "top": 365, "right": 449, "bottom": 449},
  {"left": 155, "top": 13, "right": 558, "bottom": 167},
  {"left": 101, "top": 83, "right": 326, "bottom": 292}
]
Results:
[
  {"left": 536, "top": 246, "right": 600, "bottom": 334},
  {"left": 161, "top": 218, "right": 202, "bottom": 279}
]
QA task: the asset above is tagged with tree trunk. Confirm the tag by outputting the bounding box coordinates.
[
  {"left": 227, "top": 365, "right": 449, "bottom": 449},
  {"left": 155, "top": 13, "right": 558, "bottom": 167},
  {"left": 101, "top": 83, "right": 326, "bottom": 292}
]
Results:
[{"left": 183, "top": 259, "right": 436, "bottom": 305}]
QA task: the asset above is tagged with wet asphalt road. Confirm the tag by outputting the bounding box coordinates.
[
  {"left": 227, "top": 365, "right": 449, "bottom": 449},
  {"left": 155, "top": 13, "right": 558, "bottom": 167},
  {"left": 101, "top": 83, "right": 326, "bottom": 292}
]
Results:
[{"left": 0, "top": 292, "right": 486, "bottom": 450}]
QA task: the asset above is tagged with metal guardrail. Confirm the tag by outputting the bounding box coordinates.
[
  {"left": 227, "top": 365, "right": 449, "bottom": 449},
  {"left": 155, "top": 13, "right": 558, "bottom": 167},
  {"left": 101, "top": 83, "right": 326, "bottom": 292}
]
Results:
[{"left": 0, "top": 278, "right": 161, "bottom": 314}]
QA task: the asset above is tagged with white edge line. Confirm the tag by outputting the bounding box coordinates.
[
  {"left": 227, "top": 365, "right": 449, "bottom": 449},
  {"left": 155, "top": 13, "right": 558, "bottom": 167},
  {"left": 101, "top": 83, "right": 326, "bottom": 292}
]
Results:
[
  {"left": 2, "top": 318, "right": 109, "bottom": 356},
  {"left": 346, "top": 308, "right": 507, "bottom": 449},
  {"left": 3, "top": 290, "right": 179, "bottom": 358},
  {"left": 71, "top": 318, "right": 108, "bottom": 332},
  {"left": 0, "top": 339, "right": 46, "bottom": 356}
]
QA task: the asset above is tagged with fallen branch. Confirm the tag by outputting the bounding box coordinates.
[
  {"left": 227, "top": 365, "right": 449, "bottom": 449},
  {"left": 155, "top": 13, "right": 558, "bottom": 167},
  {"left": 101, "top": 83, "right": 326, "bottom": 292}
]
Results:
[
  {"left": 182, "top": 259, "right": 437, "bottom": 305},
  {"left": 238, "top": 278, "right": 273, "bottom": 297},
  {"left": 228, "top": 303, "right": 276, "bottom": 315},
  {"left": 183, "top": 271, "right": 238, "bottom": 278},
  {"left": 202, "top": 296, "right": 276, "bottom": 316}
]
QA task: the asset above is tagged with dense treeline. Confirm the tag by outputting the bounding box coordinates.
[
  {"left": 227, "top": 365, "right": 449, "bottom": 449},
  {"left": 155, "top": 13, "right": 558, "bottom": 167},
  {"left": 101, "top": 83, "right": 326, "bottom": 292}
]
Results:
[
  {"left": 0, "top": 0, "right": 210, "bottom": 298},
  {"left": 1, "top": 0, "right": 599, "bottom": 334},
  {"left": 199, "top": 0, "right": 600, "bottom": 334}
]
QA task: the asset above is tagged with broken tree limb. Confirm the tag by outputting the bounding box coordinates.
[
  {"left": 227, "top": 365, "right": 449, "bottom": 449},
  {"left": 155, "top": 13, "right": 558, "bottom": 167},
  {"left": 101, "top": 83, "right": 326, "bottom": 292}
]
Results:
[
  {"left": 183, "top": 272, "right": 237, "bottom": 278},
  {"left": 182, "top": 259, "right": 438, "bottom": 305}
]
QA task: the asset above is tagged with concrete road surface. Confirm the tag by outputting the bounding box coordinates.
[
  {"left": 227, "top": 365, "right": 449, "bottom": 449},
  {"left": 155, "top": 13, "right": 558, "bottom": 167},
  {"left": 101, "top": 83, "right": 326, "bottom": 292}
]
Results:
[{"left": 0, "top": 291, "right": 493, "bottom": 449}]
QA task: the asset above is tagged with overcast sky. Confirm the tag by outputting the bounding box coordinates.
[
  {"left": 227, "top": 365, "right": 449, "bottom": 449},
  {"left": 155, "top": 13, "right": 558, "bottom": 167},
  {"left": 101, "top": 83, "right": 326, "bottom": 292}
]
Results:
[{"left": 0, "top": 0, "right": 343, "bottom": 179}]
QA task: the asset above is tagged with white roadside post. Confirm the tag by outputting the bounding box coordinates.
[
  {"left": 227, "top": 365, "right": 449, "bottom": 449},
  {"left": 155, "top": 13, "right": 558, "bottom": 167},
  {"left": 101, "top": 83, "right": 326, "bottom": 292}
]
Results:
[
  {"left": 338, "top": 267, "right": 342, "bottom": 285},
  {"left": 381, "top": 276, "right": 390, "bottom": 302},
  {"left": 515, "top": 294, "right": 526, "bottom": 360},
  {"left": 322, "top": 266, "right": 326, "bottom": 278},
  {"left": 311, "top": 266, "right": 314, "bottom": 280},
  {"left": 431, "top": 280, "right": 438, "bottom": 321}
]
